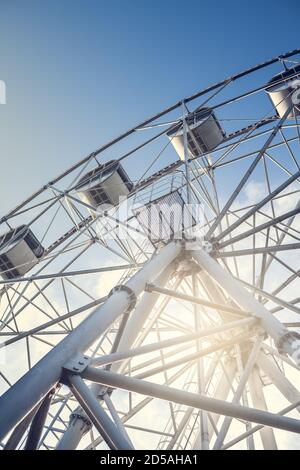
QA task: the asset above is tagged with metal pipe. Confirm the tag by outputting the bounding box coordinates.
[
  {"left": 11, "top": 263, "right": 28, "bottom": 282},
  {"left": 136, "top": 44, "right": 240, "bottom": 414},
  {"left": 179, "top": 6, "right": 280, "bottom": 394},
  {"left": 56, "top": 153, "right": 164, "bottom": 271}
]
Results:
[
  {"left": 0, "top": 263, "right": 143, "bottom": 286},
  {"left": 0, "top": 296, "right": 107, "bottom": 349},
  {"left": 81, "top": 367, "right": 300, "bottom": 434},
  {"left": 207, "top": 359, "right": 237, "bottom": 441},
  {"left": 83, "top": 361, "right": 195, "bottom": 450},
  {"left": 103, "top": 394, "right": 133, "bottom": 447},
  {"left": 67, "top": 374, "right": 133, "bottom": 450},
  {"left": 222, "top": 400, "right": 300, "bottom": 450},
  {"left": 235, "top": 278, "right": 300, "bottom": 316},
  {"left": 146, "top": 283, "right": 251, "bottom": 316},
  {"left": 3, "top": 403, "right": 41, "bottom": 450},
  {"left": 218, "top": 206, "right": 300, "bottom": 249},
  {"left": 217, "top": 242, "right": 300, "bottom": 257},
  {"left": 256, "top": 352, "right": 300, "bottom": 411},
  {"left": 192, "top": 272, "right": 209, "bottom": 450},
  {"left": 167, "top": 407, "right": 194, "bottom": 450},
  {"left": 24, "top": 390, "right": 54, "bottom": 450},
  {"left": 135, "top": 331, "right": 253, "bottom": 380},
  {"left": 111, "top": 266, "right": 174, "bottom": 373}
]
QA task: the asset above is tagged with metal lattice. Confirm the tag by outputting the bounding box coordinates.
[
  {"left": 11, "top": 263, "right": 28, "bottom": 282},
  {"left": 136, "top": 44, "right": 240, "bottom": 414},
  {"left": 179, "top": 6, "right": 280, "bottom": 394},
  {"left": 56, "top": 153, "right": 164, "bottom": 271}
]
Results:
[{"left": 1, "top": 49, "right": 300, "bottom": 450}]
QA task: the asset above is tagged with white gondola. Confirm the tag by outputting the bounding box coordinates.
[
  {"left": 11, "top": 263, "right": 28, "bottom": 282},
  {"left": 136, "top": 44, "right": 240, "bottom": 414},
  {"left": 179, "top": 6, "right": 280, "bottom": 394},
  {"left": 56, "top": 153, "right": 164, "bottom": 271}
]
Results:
[
  {"left": 266, "top": 64, "right": 300, "bottom": 118},
  {"left": 167, "top": 107, "right": 225, "bottom": 160},
  {"left": 0, "top": 225, "right": 44, "bottom": 280},
  {"left": 76, "top": 160, "right": 133, "bottom": 210}
]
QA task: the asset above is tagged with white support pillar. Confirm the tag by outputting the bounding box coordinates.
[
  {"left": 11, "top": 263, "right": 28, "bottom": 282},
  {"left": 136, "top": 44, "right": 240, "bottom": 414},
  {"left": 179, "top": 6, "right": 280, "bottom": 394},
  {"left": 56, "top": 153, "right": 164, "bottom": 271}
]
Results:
[{"left": 192, "top": 248, "right": 300, "bottom": 366}]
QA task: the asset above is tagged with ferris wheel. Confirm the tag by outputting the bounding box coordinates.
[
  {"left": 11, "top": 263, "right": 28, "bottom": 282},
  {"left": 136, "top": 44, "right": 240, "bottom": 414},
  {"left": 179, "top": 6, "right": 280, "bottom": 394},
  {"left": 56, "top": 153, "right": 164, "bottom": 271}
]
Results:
[{"left": 1, "top": 48, "right": 300, "bottom": 450}]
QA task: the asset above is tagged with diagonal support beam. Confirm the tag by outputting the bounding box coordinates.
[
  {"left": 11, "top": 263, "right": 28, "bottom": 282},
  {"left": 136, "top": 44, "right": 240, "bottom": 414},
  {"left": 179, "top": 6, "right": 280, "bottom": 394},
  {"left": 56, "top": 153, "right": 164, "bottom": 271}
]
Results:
[
  {"left": 146, "top": 283, "right": 252, "bottom": 316},
  {"left": 205, "top": 104, "right": 293, "bottom": 240},
  {"left": 218, "top": 206, "right": 300, "bottom": 249},
  {"left": 215, "top": 170, "right": 300, "bottom": 244},
  {"left": 192, "top": 248, "right": 300, "bottom": 367},
  {"left": 67, "top": 374, "right": 133, "bottom": 450},
  {"left": 213, "top": 339, "right": 262, "bottom": 449}
]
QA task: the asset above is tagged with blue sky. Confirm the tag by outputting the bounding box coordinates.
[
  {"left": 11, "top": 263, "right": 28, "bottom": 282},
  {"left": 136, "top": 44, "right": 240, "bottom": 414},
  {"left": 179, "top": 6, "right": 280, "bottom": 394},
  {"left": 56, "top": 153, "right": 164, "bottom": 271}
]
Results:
[{"left": 0, "top": 0, "right": 299, "bottom": 214}]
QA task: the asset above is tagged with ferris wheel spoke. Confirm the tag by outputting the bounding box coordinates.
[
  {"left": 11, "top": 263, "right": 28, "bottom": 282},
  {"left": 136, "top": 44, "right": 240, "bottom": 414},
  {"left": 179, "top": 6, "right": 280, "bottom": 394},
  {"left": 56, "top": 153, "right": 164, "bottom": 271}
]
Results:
[
  {"left": 206, "top": 110, "right": 295, "bottom": 239},
  {"left": 222, "top": 400, "right": 300, "bottom": 450},
  {"left": 215, "top": 172, "right": 300, "bottom": 246},
  {"left": 234, "top": 277, "right": 300, "bottom": 316}
]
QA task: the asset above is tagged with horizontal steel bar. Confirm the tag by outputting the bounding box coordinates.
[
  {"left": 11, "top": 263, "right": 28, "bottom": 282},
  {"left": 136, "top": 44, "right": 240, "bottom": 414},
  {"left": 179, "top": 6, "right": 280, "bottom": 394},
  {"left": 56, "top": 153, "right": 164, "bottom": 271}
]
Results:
[{"left": 81, "top": 367, "right": 300, "bottom": 434}]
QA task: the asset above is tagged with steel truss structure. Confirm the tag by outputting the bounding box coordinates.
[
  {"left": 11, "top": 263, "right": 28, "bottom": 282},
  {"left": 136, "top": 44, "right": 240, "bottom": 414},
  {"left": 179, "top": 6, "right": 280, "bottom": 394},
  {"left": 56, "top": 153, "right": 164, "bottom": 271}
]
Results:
[{"left": 1, "top": 49, "right": 300, "bottom": 450}]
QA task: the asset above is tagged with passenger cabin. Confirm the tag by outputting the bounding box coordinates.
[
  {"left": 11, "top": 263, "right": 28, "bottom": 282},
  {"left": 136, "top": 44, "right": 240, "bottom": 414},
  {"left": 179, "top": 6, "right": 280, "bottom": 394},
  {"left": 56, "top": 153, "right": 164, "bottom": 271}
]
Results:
[
  {"left": 167, "top": 107, "right": 225, "bottom": 160},
  {"left": 76, "top": 160, "right": 133, "bottom": 210},
  {"left": 0, "top": 225, "right": 44, "bottom": 280},
  {"left": 266, "top": 64, "right": 300, "bottom": 119}
]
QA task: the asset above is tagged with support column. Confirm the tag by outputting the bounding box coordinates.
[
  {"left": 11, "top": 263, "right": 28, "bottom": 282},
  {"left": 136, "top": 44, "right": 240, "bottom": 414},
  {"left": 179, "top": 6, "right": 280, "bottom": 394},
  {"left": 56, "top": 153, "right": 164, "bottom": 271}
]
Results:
[
  {"left": 111, "top": 265, "right": 174, "bottom": 373},
  {"left": 192, "top": 248, "right": 300, "bottom": 366},
  {"left": 67, "top": 374, "right": 133, "bottom": 450},
  {"left": 256, "top": 352, "right": 300, "bottom": 411}
]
